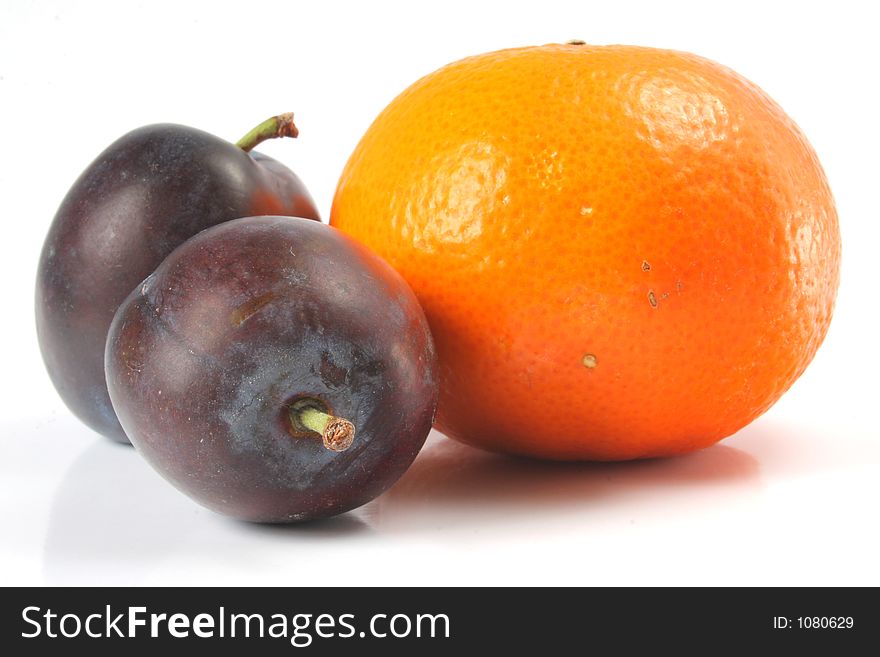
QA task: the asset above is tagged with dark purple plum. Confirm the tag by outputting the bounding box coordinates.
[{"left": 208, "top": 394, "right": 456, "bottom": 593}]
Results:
[
  {"left": 36, "top": 114, "right": 319, "bottom": 443},
  {"left": 105, "top": 216, "right": 437, "bottom": 522}
]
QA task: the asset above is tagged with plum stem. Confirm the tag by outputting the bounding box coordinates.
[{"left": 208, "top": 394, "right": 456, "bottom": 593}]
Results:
[
  {"left": 295, "top": 406, "right": 356, "bottom": 452},
  {"left": 235, "top": 113, "right": 299, "bottom": 152}
]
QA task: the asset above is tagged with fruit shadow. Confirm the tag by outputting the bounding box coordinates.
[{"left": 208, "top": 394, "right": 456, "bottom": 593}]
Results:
[
  {"left": 42, "top": 439, "right": 370, "bottom": 585},
  {"left": 368, "top": 430, "right": 762, "bottom": 532}
]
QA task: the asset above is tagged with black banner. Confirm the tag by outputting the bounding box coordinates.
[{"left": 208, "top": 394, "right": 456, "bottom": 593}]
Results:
[{"left": 1, "top": 587, "right": 875, "bottom": 653}]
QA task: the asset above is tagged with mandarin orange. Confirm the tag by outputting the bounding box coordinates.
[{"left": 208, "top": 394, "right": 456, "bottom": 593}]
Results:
[{"left": 330, "top": 43, "right": 840, "bottom": 460}]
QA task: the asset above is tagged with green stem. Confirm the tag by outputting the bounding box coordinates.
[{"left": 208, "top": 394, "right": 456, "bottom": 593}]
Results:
[
  {"left": 298, "top": 406, "right": 333, "bottom": 434},
  {"left": 293, "top": 406, "right": 356, "bottom": 452},
  {"left": 235, "top": 113, "right": 299, "bottom": 152}
]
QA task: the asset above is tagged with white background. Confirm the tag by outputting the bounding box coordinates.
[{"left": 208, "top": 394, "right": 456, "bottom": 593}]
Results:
[{"left": 1, "top": 0, "right": 878, "bottom": 586}]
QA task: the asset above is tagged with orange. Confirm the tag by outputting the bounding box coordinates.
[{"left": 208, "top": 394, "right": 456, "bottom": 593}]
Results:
[{"left": 330, "top": 43, "right": 840, "bottom": 460}]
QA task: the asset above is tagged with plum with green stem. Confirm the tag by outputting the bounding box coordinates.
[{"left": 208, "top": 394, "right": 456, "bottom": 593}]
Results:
[
  {"left": 36, "top": 114, "right": 319, "bottom": 443},
  {"left": 105, "top": 216, "right": 438, "bottom": 522}
]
